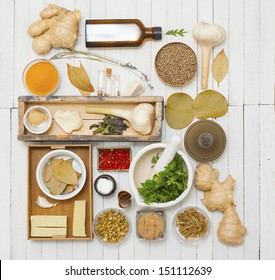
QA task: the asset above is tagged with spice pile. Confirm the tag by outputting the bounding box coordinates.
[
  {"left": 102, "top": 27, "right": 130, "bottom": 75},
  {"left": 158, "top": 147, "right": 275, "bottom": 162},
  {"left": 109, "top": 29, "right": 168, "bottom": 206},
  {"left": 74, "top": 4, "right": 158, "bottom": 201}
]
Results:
[
  {"left": 98, "top": 148, "right": 131, "bottom": 171},
  {"left": 95, "top": 209, "right": 129, "bottom": 244}
]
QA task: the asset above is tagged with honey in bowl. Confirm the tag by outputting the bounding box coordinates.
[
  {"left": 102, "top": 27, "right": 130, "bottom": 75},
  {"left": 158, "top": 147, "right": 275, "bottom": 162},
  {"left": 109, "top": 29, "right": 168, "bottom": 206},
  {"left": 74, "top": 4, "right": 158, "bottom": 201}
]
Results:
[{"left": 24, "top": 60, "right": 59, "bottom": 96}]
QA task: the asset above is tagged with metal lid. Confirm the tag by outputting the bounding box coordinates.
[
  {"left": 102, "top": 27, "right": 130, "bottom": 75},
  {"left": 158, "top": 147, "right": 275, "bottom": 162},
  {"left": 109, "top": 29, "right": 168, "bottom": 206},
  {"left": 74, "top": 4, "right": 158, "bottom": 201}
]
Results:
[
  {"left": 153, "top": 27, "right": 162, "bottom": 40},
  {"left": 184, "top": 120, "right": 226, "bottom": 162}
]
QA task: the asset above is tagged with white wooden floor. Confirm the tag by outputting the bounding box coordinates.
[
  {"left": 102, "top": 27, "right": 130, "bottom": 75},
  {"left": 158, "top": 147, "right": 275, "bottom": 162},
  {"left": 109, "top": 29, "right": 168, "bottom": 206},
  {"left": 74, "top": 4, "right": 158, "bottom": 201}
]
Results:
[{"left": 0, "top": 0, "right": 274, "bottom": 260}]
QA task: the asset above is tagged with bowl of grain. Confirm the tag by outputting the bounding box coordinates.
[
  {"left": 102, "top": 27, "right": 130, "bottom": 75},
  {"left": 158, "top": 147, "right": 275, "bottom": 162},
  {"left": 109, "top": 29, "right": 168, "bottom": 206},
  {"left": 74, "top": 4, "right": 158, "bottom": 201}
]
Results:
[
  {"left": 155, "top": 42, "right": 197, "bottom": 87},
  {"left": 93, "top": 208, "right": 131, "bottom": 246}
]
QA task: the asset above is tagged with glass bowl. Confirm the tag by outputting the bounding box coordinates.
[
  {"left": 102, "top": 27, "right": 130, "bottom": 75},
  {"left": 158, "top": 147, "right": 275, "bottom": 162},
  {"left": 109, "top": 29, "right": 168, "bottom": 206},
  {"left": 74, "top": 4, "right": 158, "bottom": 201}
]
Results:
[
  {"left": 22, "top": 59, "right": 60, "bottom": 96},
  {"left": 93, "top": 208, "right": 131, "bottom": 246},
  {"left": 136, "top": 210, "right": 166, "bottom": 240},
  {"left": 173, "top": 206, "right": 210, "bottom": 245}
]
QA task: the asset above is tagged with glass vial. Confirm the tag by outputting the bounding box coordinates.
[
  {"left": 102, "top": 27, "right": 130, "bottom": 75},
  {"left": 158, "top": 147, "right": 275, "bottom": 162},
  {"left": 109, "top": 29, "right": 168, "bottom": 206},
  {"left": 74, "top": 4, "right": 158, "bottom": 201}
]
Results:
[
  {"left": 104, "top": 68, "right": 113, "bottom": 96},
  {"left": 97, "top": 69, "right": 105, "bottom": 96},
  {"left": 85, "top": 19, "right": 162, "bottom": 48},
  {"left": 113, "top": 75, "right": 120, "bottom": 96}
]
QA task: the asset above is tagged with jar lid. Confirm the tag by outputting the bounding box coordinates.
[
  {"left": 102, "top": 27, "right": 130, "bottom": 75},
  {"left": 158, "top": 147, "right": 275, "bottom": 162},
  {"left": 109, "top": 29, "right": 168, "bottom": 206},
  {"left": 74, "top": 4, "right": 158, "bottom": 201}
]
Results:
[{"left": 184, "top": 120, "right": 226, "bottom": 162}]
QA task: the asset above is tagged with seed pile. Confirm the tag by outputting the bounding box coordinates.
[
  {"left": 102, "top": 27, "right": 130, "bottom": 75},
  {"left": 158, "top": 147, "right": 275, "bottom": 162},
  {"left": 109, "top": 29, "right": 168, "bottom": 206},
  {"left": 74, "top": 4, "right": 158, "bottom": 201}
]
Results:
[
  {"left": 95, "top": 209, "right": 129, "bottom": 243},
  {"left": 155, "top": 42, "right": 197, "bottom": 87}
]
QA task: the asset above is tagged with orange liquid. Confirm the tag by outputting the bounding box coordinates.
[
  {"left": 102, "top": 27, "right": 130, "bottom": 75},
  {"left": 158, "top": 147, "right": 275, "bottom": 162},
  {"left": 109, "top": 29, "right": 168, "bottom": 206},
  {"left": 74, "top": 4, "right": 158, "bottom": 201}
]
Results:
[{"left": 25, "top": 61, "right": 59, "bottom": 96}]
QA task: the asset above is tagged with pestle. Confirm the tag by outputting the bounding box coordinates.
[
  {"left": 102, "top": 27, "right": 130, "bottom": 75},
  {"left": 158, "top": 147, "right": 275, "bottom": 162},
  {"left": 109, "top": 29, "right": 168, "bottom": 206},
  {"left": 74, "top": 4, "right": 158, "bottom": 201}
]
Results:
[{"left": 147, "top": 135, "right": 182, "bottom": 180}]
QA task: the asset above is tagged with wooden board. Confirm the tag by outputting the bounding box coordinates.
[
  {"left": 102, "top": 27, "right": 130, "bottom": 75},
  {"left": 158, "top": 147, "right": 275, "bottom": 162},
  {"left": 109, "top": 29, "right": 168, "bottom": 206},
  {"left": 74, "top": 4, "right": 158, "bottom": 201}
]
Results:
[
  {"left": 27, "top": 145, "right": 93, "bottom": 240},
  {"left": 18, "top": 96, "right": 164, "bottom": 142}
]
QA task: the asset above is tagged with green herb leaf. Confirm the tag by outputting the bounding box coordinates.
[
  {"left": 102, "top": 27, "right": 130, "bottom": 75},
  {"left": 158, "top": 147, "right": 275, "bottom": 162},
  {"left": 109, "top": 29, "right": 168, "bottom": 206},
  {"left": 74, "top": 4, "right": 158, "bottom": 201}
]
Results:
[
  {"left": 165, "top": 28, "right": 188, "bottom": 37},
  {"left": 89, "top": 115, "right": 128, "bottom": 135},
  {"left": 138, "top": 153, "right": 188, "bottom": 204}
]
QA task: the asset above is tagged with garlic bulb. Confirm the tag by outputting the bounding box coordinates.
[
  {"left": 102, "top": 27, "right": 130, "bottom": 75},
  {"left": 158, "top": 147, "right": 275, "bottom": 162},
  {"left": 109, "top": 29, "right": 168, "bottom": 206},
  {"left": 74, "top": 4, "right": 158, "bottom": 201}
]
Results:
[
  {"left": 35, "top": 196, "right": 57, "bottom": 208},
  {"left": 192, "top": 22, "right": 226, "bottom": 89}
]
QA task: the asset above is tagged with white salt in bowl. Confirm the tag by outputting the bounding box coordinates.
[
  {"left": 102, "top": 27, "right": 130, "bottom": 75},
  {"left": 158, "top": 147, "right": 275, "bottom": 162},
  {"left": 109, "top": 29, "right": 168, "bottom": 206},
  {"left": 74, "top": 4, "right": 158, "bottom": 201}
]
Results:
[{"left": 129, "top": 143, "right": 193, "bottom": 208}]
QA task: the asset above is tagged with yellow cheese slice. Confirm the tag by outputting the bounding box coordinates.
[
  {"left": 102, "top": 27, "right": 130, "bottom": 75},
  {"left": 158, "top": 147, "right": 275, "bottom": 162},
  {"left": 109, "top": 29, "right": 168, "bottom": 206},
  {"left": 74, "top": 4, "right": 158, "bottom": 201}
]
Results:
[
  {"left": 31, "top": 227, "right": 67, "bottom": 237},
  {"left": 30, "top": 215, "right": 67, "bottom": 228},
  {"left": 73, "top": 200, "right": 86, "bottom": 237}
]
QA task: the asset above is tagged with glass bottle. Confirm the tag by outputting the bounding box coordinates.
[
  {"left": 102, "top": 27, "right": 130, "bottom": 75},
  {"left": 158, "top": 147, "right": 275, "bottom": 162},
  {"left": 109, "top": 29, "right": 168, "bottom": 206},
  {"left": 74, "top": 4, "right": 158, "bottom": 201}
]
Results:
[
  {"left": 97, "top": 69, "right": 105, "bottom": 96},
  {"left": 104, "top": 68, "right": 113, "bottom": 96},
  {"left": 113, "top": 75, "right": 120, "bottom": 96},
  {"left": 85, "top": 19, "right": 162, "bottom": 48}
]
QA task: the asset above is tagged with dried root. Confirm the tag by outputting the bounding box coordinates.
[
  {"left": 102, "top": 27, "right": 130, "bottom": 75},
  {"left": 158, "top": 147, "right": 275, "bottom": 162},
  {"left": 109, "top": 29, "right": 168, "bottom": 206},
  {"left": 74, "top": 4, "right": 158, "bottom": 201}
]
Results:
[
  {"left": 194, "top": 162, "right": 246, "bottom": 246},
  {"left": 28, "top": 4, "right": 80, "bottom": 54}
]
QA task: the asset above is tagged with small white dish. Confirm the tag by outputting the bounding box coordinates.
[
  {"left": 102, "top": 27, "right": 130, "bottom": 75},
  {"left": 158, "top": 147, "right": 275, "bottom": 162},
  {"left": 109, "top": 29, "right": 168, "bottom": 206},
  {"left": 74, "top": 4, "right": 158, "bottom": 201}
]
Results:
[
  {"left": 36, "top": 149, "right": 86, "bottom": 200},
  {"left": 23, "top": 106, "right": 52, "bottom": 134},
  {"left": 129, "top": 143, "right": 193, "bottom": 208}
]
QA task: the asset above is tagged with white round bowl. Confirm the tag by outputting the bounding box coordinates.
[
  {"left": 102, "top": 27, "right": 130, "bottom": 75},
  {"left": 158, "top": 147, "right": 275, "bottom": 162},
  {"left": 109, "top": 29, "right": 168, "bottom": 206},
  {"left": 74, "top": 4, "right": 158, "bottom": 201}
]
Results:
[
  {"left": 129, "top": 143, "right": 193, "bottom": 208},
  {"left": 36, "top": 149, "right": 86, "bottom": 200},
  {"left": 23, "top": 106, "right": 52, "bottom": 134}
]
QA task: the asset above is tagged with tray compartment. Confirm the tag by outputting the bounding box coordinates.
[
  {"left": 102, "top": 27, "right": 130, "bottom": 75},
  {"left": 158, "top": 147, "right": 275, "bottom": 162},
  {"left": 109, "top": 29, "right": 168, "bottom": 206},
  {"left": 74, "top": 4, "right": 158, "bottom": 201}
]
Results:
[
  {"left": 27, "top": 144, "right": 93, "bottom": 240},
  {"left": 18, "top": 96, "right": 163, "bottom": 142}
]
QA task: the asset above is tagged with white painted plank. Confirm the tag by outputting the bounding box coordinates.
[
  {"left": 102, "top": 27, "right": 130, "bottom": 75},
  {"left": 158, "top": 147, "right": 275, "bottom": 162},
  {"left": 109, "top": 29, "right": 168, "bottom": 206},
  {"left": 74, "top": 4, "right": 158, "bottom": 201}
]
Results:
[
  {"left": 133, "top": 143, "right": 150, "bottom": 260},
  {"left": 228, "top": 0, "right": 245, "bottom": 105},
  {"left": 228, "top": 106, "right": 245, "bottom": 259},
  {"left": 10, "top": 109, "right": 28, "bottom": 259},
  {"left": 259, "top": 105, "right": 275, "bottom": 259},
  {"left": 0, "top": 0, "right": 14, "bottom": 108},
  {"left": 150, "top": 0, "right": 167, "bottom": 260},
  {"left": 0, "top": 109, "right": 11, "bottom": 259},
  {"left": 42, "top": 242, "right": 57, "bottom": 260},
  {"left": 259, "top": 0, "right": 274, "bottom": 105},
  {"left": 244, "top": 0, "right": 260, "bottom": 104},
  {"left": 244, "top": 105, "right": 260, "bottom": 259}
]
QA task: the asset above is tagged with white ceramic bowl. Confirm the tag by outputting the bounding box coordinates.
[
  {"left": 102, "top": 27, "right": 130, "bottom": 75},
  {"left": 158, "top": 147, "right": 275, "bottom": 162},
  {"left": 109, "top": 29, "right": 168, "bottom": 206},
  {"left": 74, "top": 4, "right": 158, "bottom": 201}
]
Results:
[
  {"left": 129, "top": 143, "right": 193, "bottom": 208},
  {"left": 23, "top": 106, "right": 52, "bottom": 134},
  {"left": 36, "top": 149, "right": 86, "bottom": 200}
]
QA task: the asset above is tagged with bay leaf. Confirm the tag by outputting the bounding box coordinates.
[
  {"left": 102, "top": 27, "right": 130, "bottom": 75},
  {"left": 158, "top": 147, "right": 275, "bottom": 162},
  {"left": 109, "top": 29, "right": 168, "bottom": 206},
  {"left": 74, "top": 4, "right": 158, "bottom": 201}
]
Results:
[
  {"left": 67, "top": 63, "right": 94, "bottom": 95},
  {"left": 192, "top": 90, "right": 228, "bottom": 119},
  {"left": 165, "top": 93, "right": 194, "bottom": 129},
  {"left": 212, "top": 49, "right": 228, "bottom": 87}
]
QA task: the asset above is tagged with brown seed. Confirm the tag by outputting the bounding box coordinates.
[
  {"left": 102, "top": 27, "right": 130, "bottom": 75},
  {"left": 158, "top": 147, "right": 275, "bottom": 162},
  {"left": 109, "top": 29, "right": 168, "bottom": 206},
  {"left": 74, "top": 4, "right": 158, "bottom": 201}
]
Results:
[{"left": 155, "top": 42, "right": 197, "bottom": 87}]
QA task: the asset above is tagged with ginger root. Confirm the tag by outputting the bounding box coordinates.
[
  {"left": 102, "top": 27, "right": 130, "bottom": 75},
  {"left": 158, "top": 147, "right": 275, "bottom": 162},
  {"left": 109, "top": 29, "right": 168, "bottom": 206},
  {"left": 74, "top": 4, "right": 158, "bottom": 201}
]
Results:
[
  {"left": 201, "top": 175, "right": 235, "bottom": 211},
  {"left": 194, "top": 162, "right": 219, "bottom": 191},
  {"left": 217, "top": 205, "right": 247, "bottom": 245},
  {"left": 194, "top": 162, "right": 246, "bottom": 246},
  {"left": 28, "top": 4, "right": 80, "bottom": 54}
]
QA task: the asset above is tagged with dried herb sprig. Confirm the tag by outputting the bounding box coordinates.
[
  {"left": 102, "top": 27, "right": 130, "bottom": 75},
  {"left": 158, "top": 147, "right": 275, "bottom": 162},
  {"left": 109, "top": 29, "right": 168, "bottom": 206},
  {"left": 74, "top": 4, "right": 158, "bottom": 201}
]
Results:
[
  {"left": 90, "top": 115, "right": 128, "bottom": 135},
  {"left": 165, "top": 28, "right": 188, "bottom": 37},
  {"left": 50, "top": 48, "right": 153, "bottom": 89}
]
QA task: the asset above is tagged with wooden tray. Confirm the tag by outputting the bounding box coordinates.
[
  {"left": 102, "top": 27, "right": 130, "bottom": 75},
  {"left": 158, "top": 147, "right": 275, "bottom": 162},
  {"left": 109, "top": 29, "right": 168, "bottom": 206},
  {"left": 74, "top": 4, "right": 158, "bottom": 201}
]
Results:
[
  {"left": 27, "top": 145, "right": 93, "bottom": 240},
  {"left": 18, "top": 96, "right": 164, "bottom": 142}
]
